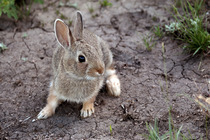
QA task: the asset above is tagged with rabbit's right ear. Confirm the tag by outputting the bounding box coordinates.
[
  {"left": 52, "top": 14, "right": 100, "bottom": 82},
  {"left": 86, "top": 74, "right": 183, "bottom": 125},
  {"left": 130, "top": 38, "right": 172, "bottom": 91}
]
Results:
[
  {"left": 54, "top": 19, "right": 74, "bottom": 49},
  {"left": 74, "top": 11, "right": 83, "bottom": 40}
]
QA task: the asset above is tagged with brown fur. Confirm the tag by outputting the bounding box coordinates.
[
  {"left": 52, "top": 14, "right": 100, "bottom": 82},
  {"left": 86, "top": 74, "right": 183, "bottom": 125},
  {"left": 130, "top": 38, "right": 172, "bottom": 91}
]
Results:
[{"left": 37, "top": 11, "right": 121, "bottom": 119}]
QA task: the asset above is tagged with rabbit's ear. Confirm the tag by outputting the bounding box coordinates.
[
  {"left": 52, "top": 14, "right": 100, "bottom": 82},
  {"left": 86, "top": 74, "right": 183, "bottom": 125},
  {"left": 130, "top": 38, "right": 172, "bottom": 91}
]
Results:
[
  {"left": 54, "top": 19, "right": 73, "bottom": 48},
  {"left": 74, "top": 11, "right": 83, "bottom": 40}
]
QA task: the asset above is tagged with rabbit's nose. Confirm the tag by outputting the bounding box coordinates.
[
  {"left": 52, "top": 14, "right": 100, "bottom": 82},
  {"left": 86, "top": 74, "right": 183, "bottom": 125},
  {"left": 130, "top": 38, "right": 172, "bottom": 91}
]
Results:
[
  {"left": 96, "top": 67, "right": 104, "bottom": 75},
  {"left": 88, "top": 64, "right": 104, "bottom": 77}
]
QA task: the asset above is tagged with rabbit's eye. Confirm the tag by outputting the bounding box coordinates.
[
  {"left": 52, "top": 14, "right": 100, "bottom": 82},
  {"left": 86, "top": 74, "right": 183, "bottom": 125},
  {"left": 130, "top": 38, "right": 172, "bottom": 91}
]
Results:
[{"left": 78, "top": 55, "right": 86, "bottom": 63}]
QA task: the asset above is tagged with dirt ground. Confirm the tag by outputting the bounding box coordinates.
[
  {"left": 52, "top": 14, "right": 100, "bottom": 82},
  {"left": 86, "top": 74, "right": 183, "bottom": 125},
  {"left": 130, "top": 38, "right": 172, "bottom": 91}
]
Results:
[{"left": 0, "top": 0, "right": 210, "bottom": 139}]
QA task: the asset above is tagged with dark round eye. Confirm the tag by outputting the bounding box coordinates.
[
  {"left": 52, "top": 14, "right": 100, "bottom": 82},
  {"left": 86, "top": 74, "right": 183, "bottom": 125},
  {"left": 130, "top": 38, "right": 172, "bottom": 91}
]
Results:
[{"left": 78, "top": 55, "right": 86, "bottom": 63}]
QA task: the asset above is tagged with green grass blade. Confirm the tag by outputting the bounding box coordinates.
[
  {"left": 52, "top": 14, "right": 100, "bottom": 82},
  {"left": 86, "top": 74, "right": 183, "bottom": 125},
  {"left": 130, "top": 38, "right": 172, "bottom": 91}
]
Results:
[
  {"left": 193, "top": 46, "right": 202, "bottom": 55},
  {"left": 168, "top": 110, "right": 173, "bottom": 140},
  {"left": 176, "top": 125, "right": 183, "bottom": 139}
]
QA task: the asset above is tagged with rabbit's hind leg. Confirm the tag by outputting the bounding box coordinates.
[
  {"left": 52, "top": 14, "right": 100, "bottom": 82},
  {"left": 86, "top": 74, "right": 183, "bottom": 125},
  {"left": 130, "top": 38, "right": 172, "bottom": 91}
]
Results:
[
  {"left": 37, "top": 88, "right": 61, "bottom": 119},
  {"left": 105, "top": 67, "right": 121, "bottom": 97}
]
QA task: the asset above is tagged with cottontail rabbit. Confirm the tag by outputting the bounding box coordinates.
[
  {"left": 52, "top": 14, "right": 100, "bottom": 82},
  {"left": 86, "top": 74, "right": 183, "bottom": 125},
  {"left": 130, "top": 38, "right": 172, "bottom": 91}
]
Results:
[{"left": 37, "top": 11, "right": 121, "bottom": 119}]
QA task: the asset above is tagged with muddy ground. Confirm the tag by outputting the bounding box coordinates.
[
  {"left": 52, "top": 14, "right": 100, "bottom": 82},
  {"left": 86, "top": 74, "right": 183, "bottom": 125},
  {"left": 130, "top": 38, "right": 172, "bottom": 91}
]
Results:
[{"left": 0, "top": 0, "right": 210, "bottom": 139}]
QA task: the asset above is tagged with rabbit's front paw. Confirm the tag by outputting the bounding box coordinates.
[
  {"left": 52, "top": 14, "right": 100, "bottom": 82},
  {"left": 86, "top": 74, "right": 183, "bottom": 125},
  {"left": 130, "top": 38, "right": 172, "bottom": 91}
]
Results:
[
  {"left": 37, "top": 106, "right": 54, "bottom": 119},
  {"left": 106, "top": 74, "right": 121, "bottom": 96},
  {"left": 81, "top": 102, "right": 95, "bottom": 118}
]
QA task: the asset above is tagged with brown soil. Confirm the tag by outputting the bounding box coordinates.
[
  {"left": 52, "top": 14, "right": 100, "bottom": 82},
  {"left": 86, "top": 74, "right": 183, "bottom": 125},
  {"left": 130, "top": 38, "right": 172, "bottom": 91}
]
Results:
[{"left": 0, "top": 0, "right": 209, "bottom": 139}]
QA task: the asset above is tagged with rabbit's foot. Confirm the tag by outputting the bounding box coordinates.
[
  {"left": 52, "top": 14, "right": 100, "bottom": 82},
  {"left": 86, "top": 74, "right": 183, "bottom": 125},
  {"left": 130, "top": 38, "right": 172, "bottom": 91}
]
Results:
[
  {"left": 106, "top": 74, "right": 121, "bottom": 96},
  {"left": 81, "top": 102, "right": 95, "bottom": 118},
  {"left": 37, "top": 106, "right": 54, "bottom": 119},
  {"left": 37, "top": 93, "right": 60, "bottom": 119}
]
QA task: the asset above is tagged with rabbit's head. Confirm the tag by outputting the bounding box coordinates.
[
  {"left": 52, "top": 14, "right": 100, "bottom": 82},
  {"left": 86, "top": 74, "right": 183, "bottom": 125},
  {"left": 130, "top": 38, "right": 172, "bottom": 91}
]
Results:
[{"left": 54, "top": 11, "right": 105, "bottom": 80}]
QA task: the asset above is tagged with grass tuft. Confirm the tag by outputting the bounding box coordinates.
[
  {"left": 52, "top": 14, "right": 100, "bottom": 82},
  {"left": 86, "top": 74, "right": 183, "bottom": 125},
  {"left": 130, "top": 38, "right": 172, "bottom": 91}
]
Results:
[
  {"left": 143, "top": 109, "right": 191, "bottom": 140},
  {"left": 88, "top": 5, "right": 94, "bottom": 14},
  {"left": 100, "top": 0, "right": 112, "bottom": 7},
  {"left": 0, "top": 0, "right": 44, "bottom": 20},
  {"left": 0, "top": 0, "right": 18, "bottom": 20},
  {"left": 153, "top": 25, "right": 164, "bottom": 38},
  {"left": 109, "top": 124, "right": 113, "bottom": 136},
  {"left": 165, "top": 0, "right": 209, "bottom": 55},
  {"left": 142, "top": 34, "right": 156, "bottom": 51},
  {"left": 0, "top": 42, "right": 8, "bottom": 53}
]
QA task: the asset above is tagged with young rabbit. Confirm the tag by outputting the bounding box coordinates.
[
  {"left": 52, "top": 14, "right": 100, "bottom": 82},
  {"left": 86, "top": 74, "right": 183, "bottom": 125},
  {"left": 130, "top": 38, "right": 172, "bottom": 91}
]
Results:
[{"left": 37, "top": 11, "right": 121, "bottom": 119}]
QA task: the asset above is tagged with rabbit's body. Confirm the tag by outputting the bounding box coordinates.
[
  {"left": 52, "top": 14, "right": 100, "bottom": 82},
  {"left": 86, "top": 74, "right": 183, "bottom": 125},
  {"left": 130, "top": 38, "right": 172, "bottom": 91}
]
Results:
[
  {"left": 37, "top": 11, "right": 120, "bottom": 119},
  {"left": 51, "top": 60, "right": 104, "bottom": 103},
  {"left": 51, "top": 29, "right": 112, "bottom": 102},
  {"left": 52, "top": 77, "right": 103, "bottom": 103}
]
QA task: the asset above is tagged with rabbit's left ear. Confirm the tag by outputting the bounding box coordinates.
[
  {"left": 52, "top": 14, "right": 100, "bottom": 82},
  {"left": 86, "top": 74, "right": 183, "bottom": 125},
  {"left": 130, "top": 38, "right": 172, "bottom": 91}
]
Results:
[
  {"left": 54, "top": 19, "right": 74, "bottom": 49},
  {"left": 74, "top": 11, "right": 83, "bottom": 40}
]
